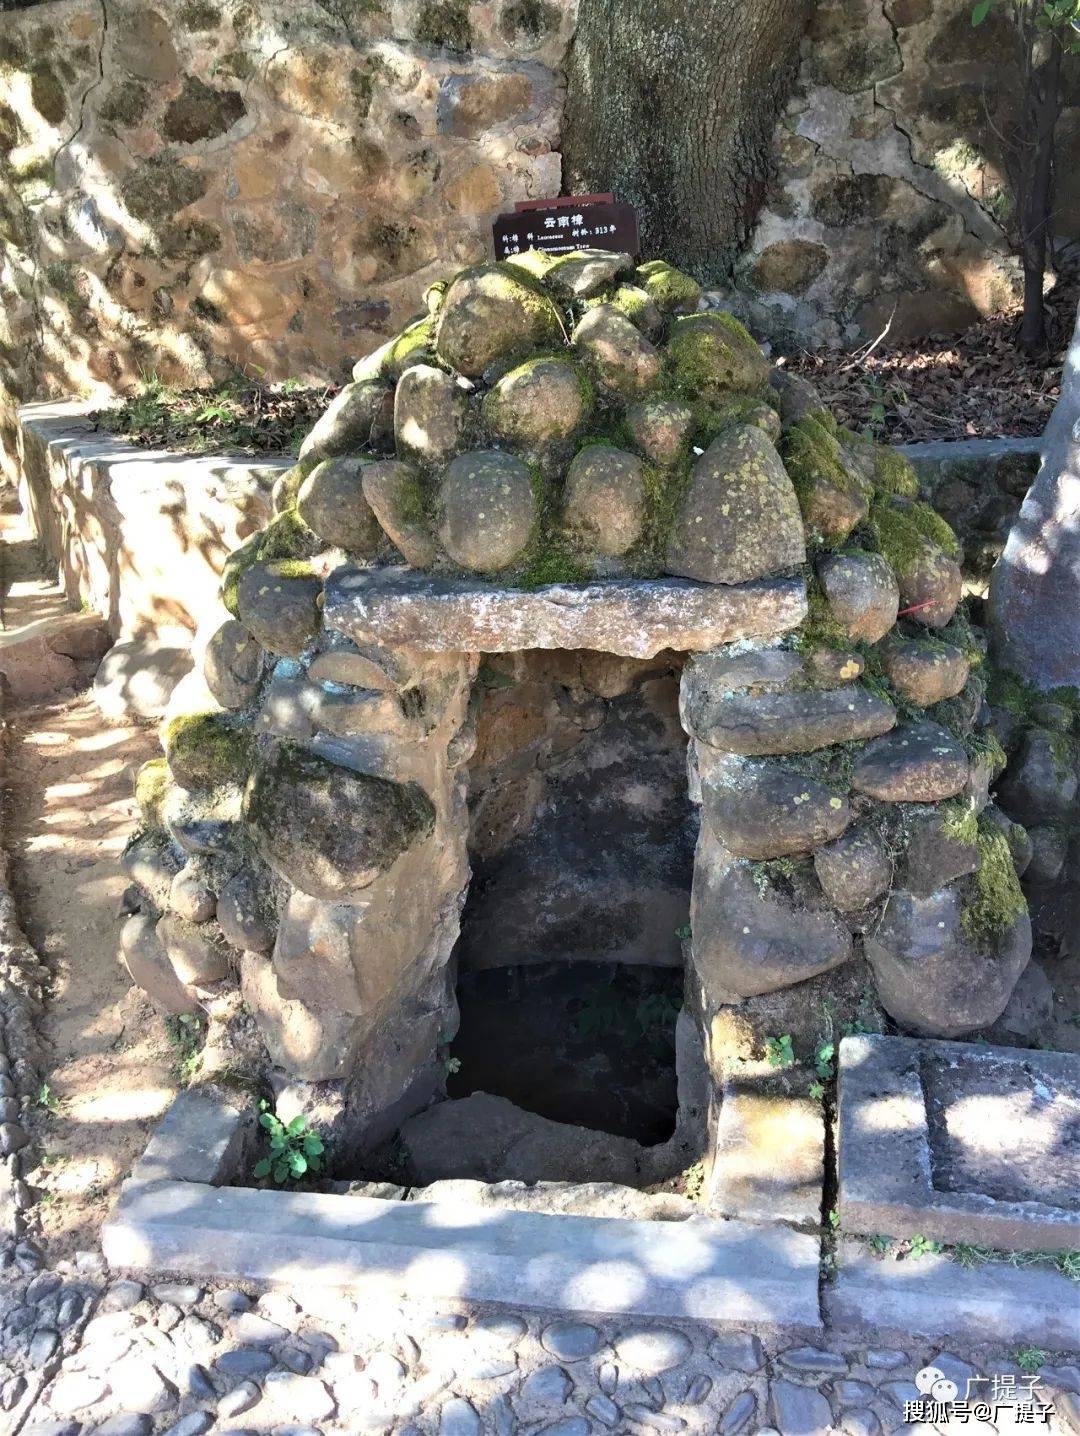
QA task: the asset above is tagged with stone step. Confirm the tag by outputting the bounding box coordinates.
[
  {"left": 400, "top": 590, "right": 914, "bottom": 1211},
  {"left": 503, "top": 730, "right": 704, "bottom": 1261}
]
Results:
[{"left": 827, "top": 1236, "right": 1079, "bottom": 1349}]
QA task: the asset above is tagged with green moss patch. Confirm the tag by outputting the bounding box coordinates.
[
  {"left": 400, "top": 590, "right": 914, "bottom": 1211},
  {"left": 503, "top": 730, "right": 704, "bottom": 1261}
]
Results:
[
  {"left": 635, "top": 259, "right": 702, "bottom": 314},
  {"left": 135, "top": 757, "right": 173, "bottom": 827},
  {"left": 873, "top": 446, "right": 920, "bottom": 498},
  {"left": 664, "top": 312, "right": 770, "bottom": 404},
  {"left": 783, "top": 414, "right": 869, "bottom": 509},
  {"left": 867, "top": 497, "right": 945, "bottom": 574},
  {"left": 961, "top": 817, "right": 1026, "bottom": 948},
  {"left": 163, "top": 712, "right": 254, "bottom": 790},
  {"left": 417, "top": 0, "right": 472, "bottom": 49},
  {"left": 632, "top": 458, "right": 693, "bottom": 575}
]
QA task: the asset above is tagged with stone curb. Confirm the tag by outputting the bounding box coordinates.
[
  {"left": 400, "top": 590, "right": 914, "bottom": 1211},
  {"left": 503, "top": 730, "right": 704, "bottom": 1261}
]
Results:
[
  {"left": 103, "top": 1090, "right": 824, "bottom": 1331},
  {"left": 0, "top": 682, "right": 51, "bottom": 1266},
  {"left": 826, "top": 1236, "right": 1080, "bottom": 1349}
]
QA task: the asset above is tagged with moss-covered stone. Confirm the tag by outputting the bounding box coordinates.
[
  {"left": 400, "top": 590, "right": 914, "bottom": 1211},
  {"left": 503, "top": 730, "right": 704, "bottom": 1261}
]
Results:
[
  {"left": 873, "top": 446, "right": 921, "bottom": 498},
  {"left": 783, "top": 414, "right": 871, "bottom": 543},
  {"left": 435, "top": 264, "right": 564, "bottom": 378},
  {"left": 635, "top": 259, "right": 702, "bottom": 315},
  {"left": 99, "top": 78, "right": 151, "bottom": 128},
  {"left": 664, "top": 312, "right": 770, "bottom": 404},
  {"left": 665, "top": 424, "right": 806, "bottom": 584},
  {"left": 135, "top": 756, "right": 174, "bottom": 827},
  {"left": 961, "top": 817, "right": 1027, "bottom": 947},
  {"left": 163, "top": 711, "right": 254, "bottom": 791},
  {"left": 244, "top": 742, "right": 436, "bottom": 899},
  {"left": 593, "top": 284, "right": 663, "bottom": 336},
  {"left": 482, "top": 354, "right": 592, "bottom": 447},
  {"left": 867, "top": 495, "right": 961, "bottom": 568}
]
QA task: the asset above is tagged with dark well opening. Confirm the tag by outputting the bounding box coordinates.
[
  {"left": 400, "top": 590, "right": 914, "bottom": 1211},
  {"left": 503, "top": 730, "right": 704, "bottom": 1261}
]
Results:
[
  {"left": 458, "top": 648, "right": 696, "bottom": 973},
  {"left": 337, "top": 650, "right": 699, "bottom": 1187},
  {"left": 448, "top": 961, "right": 683, "bottom": 1143},
  {"left": 444, "top": 648, "right": 696, "bottom": 1150}
]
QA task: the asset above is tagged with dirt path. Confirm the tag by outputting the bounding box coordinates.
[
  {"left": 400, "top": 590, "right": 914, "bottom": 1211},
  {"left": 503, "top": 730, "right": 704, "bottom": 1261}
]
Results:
[{"left": 6, "top": 691, "right": 181, "bottom": 1257}]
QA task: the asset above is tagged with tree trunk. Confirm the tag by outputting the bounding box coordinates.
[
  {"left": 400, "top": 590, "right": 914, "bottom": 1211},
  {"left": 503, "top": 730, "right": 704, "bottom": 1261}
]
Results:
[
  {"left": 1017, "top": 30, "right": 1063, "bottom": 356},
  {"left": 561, "top": 0, "right": 811, "bottom": 279},
  {"left": 988, "top": 299, "right": 1080, "bottom": 688}
]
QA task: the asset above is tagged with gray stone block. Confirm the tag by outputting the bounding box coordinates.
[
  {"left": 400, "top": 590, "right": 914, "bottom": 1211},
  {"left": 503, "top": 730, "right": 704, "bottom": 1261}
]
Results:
[
  {"left": 102, "top": 1169, "right": 823, "bottom": 1329},
  {"left": 826, "top": 1236, "right": 1080, "bottom": 1349},
  {"left": 324, "top": 565, "right": 807, "bottom": 660},
  {"left": 838, "top": 1033, "right": 1080, "bottom": 1251}
]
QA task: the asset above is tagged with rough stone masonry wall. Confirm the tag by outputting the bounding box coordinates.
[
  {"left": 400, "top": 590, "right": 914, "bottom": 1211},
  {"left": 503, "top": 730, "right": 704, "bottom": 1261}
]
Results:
[
  {"left": 4, "top": 0, "right": 1080, "bottom": 490},
  {"left": 114, "top": 247, "right": 1036, "bottom": 1159},
  {"left": 0, "top": 0, "right": 572, "bottom": 478},
  {"left": 725, "top": 0, "right": 1080, "bottom": 347}
]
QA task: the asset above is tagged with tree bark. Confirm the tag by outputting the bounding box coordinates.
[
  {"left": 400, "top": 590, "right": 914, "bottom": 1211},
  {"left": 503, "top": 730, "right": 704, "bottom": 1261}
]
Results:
[
  {"left": 561, "top": 0, "right": 811, "bottom": 279},
  {"left": 1016, "top": 27, "right": 1063, "bottom": 356},
  {"left": 989, "top": 299, "right": 1080, "bottom": 688}
]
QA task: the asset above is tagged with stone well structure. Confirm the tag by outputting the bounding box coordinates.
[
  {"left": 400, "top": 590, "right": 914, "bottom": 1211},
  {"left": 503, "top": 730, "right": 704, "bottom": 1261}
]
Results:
[{"left": 117, "top": 249, "right": 1033, "bottom": 1168}]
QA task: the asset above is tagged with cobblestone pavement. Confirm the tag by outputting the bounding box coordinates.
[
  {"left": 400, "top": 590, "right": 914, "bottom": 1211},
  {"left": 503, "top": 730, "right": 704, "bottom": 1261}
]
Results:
[{"left": 2, "top": 1244, "right": 1077, "bottom": 1436}]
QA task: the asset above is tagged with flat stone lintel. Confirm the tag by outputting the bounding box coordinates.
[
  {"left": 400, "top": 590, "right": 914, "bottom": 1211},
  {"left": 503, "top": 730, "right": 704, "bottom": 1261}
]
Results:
[{"left": 324, "top": 566, "right": 807, "bottom": 659}]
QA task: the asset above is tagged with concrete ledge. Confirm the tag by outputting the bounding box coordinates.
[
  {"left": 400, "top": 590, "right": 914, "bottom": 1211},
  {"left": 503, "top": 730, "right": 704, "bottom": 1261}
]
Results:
[
  {"left": 897, "top": 435, "right": 1043, "bottom": 466},
  {"left": 325, "top": 566, "right": 808, "bottom": 659},
  {"left": 103, "top": 1088, "right": 822, "bottom": 1329},
  {"left": 103, "top": 1177, "right": 824, "bottom": 1328},
  {"left": 826, "top": 1237, "right": 1080, "bottom": 1349},
  {"left": 15, "top": 400, "right": 289, "bottom": 639},
  {"left": 838, "top": 1033, "right": 1080, "bottom": 1252}
]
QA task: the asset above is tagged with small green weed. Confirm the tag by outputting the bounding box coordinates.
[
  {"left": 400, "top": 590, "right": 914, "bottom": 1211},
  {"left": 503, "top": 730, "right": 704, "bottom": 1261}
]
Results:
[
  {"left": 1013, "top": 1346, "right": 1047, "bottom": 1374},
  {"left": 253, "top": 1100, "right": 326, "bottom": 1185},
  {"left": 827, "top": 1207, "right": 840, "bottom": 1231},
  {"left": 868, "top": 1234, "right": 893, "bottom": 1255},
  {"left": 445, "top": 1056, "right": 461, "bottom": 1075},
  {"left": 808, "top": 1080, "right": 825, "bottom": 1101},
  {"left": 37, "top": 1082, "right": 60, "bottom": 1113},
  {"left": 674, "top": 923, "right": 691, "bottom": 941},
  {"left": 166, "top": 1013, "right": 204, "bottom": 1087},
  {"left": 906, "top": 1234, "right": 945, "bottom": 1259},
  {"left": 764, "top": 1034, "right": 795, "bottom": 1068},
  {"left": 814, "top": 1041, "right": 835, "bottom": 1081}
]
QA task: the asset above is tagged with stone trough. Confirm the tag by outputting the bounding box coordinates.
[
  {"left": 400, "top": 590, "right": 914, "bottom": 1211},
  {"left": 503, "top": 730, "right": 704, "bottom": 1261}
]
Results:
[{"left": 838, "top": 1032, "right": 1080, "bottom": 1252}]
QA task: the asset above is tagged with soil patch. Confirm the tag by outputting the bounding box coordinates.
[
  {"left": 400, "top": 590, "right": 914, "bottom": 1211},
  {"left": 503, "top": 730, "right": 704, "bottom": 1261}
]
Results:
[{"left": 8, "top": 692, "right": 180, "bottom": 1258}]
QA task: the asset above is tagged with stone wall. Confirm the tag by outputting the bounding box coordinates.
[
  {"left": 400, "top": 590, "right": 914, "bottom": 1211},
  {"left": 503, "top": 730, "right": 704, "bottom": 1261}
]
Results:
[
  {"left": 0, "top": 0, "right": 573, "bottom": 477},
  {"left": 3, "top": 0, "right": 1078, "bottom": 486},
  {"left": 719, "top": 0, "right": 1080, "bottom": 347}
]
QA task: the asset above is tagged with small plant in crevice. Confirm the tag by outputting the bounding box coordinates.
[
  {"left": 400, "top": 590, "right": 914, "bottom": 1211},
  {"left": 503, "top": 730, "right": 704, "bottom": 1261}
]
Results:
[
  {"left": 36, "top": 1081, "right": 60, "bottom": 1113},
  {"left": 1014, "top": 1346, "right": 1048, "bottom": 1375},
  {"left": 253, "top": 1100, "right": 326, "bottom": 1185},
  {"left": 763, "top": 1033, "right": 795, "bottom": 1069},
  {"left": 814, "top": 1041, "right": 835, "bottom": 1082},
  {"left": 906, "top": 1233, "right": 945, "bottom": 1259},
  {"left": 165, "top": 1013, "right": 204, "bottom": 1087},
  {"left": 444, "top": 1055, "right": 461, "bottom": 1076},
  {"left": 868, "top": 1234, "right": 893, "bottom": 1256}
]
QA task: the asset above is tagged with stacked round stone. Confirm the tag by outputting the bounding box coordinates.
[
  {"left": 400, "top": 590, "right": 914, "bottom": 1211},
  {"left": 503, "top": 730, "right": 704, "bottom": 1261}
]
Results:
[{"left": 119, "top": 248, "right": 1032, "bottom": 1087}]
